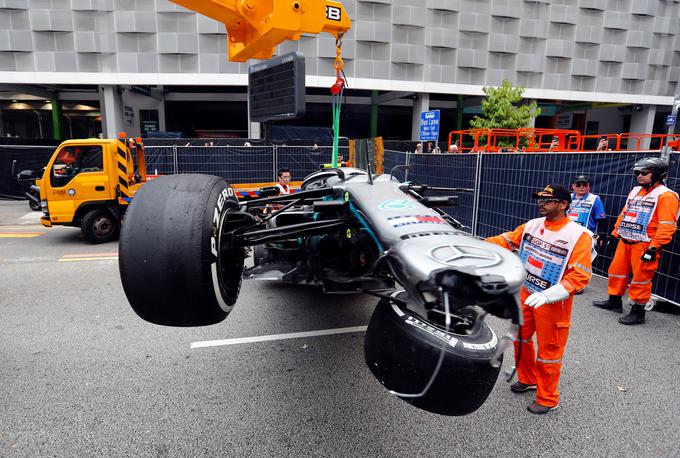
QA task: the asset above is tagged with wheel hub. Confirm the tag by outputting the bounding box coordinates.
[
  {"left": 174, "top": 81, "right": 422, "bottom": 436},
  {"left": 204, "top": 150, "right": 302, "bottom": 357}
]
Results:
[{"left": 93, "top": 216, "right": 113, "bottom": 237}]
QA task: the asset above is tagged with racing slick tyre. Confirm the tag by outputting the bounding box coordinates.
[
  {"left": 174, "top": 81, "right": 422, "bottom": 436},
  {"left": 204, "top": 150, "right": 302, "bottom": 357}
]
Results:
[
  {"left": 364, "top": 291, "right": 502, "bottom": 416},
  {"left": 119, "top": 174, "right": 244, "bottom": 326},
  {"left": 81, "top": 208, "right": 119, "bottom": 244}
]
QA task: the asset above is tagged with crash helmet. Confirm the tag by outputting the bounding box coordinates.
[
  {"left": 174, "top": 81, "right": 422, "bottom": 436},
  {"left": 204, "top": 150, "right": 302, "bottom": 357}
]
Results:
[
  {"left": 632, "top": 157, "right": 669, "bottom": 182},
  {"left": 364, "top": 291, "right": 502, "bottom": 416}
]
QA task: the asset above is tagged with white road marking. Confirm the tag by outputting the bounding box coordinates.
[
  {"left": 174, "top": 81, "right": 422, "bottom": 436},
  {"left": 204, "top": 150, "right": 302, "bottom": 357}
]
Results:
[
  {"left": 20, "top": 212, "right": 41, "bottom": 221},
  {"left": 190, "top": 325, "right": 368, "bottom": 349}
]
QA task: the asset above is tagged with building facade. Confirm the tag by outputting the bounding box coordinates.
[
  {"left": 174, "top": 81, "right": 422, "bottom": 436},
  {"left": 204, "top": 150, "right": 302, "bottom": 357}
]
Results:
[{"left": 0, "top": 0, "right": 679, "bottom": 141}]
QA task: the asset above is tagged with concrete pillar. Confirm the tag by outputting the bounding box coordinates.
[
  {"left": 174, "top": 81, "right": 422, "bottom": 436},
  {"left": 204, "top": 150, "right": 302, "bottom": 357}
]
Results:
[
  {"left": 629, "top": 104, "right": 656, "bottom": 150},
  {"left": 99, "top": 85, "right": 124, "bottom": 139},
  {"left": 370, "top": 90, "right": 378, "bottom": 138},
  {"left": 247, "top": 93, "right": 261, "bottom": 140},
  {"left": 456, "top": 95, "right": 463, "bottom": 130},
  {"left": 156, "top": 87, "right": 167, "bottom": 133},
  {"left": 525, "top": 99, "right": 537, "bottom": 128},
  {"left": 411, "top": 92, "right": 430, "bottom": 141}
]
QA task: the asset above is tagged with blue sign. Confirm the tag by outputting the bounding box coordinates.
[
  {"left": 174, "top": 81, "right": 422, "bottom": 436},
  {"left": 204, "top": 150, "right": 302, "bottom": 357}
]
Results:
[
  {"left": 666, "top": 115, "right": 676, "bottom": 127},
  {"left": 420, "top": 110, "right": 440, "bottom": 142}
]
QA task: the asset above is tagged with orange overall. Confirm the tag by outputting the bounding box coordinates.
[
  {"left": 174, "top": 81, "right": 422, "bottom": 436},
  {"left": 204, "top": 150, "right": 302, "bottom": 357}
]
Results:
[
  {"left": 487, "top": 217, "right": 593, "bottom": 407},
  {"left": 608, "top": 185, "right": 679, "bottom": 303}
]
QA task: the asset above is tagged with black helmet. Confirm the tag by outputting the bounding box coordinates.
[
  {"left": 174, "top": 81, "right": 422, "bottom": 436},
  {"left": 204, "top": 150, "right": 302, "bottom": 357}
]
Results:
[
  {"left": 364, "top": 291, "right": 502, "bottom": 416},
  {"left": 632, "top": 157, "right": 669, "bottom": 182}
]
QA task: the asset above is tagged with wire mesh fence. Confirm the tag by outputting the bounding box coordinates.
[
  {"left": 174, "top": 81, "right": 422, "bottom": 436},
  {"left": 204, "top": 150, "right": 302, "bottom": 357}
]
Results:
[
  {"left": 475, "top": 151, "right": 653, "bottom": 280},
  {"left": 139, "top": 145, "right": 679, "bottom": 305},
  {"left": 656, "top": 152, "right": 680, "bottom": 304},
  {"left": 384, "top": 150, "right": 477, "bottom": 230},
  {"left": 276, "top": 146, "right": 349, "bottom": 182},
  {"left": 384, "top": 150, "right": 680, "bottom": 306},
  {"left": 144, "top": 145, "right": 349, "bottom": 184}
]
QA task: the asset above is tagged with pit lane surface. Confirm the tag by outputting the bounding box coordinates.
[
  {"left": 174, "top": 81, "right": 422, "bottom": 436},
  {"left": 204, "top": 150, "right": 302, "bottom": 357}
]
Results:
[{"left": 1, "top": 200, "right": 679, "bottom": 457}]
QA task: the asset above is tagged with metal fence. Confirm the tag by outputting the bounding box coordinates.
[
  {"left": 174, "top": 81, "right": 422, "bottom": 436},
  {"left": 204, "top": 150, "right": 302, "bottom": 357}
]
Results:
[
  {"left": 383, "top": 150, "right": 680, "bottom": 306},
  {"left": 3, "top": 142, "right": 677, "bottom": 304},
  {"left": 144, "top": 145, "right": 348, "bottom": 183}
]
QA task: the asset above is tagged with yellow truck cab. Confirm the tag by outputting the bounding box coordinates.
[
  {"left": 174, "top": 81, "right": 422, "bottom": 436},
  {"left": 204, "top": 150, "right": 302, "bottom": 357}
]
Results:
[{"left": 36, "top": 135, "right": 147, "bottom": 243}]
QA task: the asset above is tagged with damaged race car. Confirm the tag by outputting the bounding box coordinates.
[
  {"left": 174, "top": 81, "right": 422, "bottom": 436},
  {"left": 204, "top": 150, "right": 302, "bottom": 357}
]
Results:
[{"left": 118, "top": 166, "right": 525, "bottom": 416}]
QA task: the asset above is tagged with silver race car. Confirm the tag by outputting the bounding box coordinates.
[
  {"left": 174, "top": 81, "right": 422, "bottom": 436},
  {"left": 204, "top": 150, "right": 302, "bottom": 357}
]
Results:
[{"left": 119, "top": 166, "right": 525, "bottom": 416}]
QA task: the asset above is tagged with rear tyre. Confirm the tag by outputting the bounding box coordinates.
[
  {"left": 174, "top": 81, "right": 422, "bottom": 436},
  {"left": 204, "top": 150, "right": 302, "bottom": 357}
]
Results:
[
  {"left": 364, "top": 291, "right": 502, "bottom": 416},
  {"left": 81, "top": 208, "right": 119, "bottom": 243},
  {"left": 29, "top": 199, "right": 41, "bottom": 211},
  {"left": 119, "top": 174, "right": 244, "bottom": 326}
]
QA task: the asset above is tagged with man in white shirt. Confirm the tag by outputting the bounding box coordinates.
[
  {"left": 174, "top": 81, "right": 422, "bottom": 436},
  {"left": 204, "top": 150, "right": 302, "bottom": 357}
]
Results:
[{"left": 275, "top": 168, "right": 292, "bottom": 195}]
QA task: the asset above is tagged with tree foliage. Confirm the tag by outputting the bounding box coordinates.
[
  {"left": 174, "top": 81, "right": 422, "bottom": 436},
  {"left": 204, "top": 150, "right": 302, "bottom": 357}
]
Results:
[{"left": 470, "top": 80, "right": 541, "bottom": 131}]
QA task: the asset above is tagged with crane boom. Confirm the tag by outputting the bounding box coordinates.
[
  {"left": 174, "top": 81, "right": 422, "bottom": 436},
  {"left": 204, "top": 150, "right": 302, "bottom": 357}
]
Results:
[{"left": 170, "top": 0, "right": 352, "bottom": 62}]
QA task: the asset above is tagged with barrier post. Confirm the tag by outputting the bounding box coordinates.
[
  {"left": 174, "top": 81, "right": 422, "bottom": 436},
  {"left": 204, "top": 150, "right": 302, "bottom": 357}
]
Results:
[
  {"left": 172, "top": 144, "right": 178, "bottom": 175},
  {"left": 471, "top": 152, "right": 483, "bottom": 236},
  {"left": 273, "top": 144, "right": 278, "bottom": 181}
]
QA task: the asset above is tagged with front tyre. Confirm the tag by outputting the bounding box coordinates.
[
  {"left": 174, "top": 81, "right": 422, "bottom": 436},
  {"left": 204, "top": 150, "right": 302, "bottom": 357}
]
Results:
[
  {"left": 119, "top": 174, "right": 244, "bottom": 326},
  {"left": 364, "top": 291, "right": 502, "bottom": 416}
]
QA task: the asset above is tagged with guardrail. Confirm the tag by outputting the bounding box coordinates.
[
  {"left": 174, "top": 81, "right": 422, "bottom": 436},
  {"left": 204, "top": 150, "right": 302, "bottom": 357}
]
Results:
[{"left": 447, "top": 128, "right": 679, "bottom": 154}]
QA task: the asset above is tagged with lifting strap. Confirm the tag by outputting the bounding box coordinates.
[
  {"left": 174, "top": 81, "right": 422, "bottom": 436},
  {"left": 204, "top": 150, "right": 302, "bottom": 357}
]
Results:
[{"left": 330, "top": 34, "right": 346, "bottom": 168}]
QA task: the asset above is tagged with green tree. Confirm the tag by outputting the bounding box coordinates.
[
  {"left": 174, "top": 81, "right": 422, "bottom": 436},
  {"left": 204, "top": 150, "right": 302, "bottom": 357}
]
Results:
[{"left": 469, "top": 80, "right": 541, "bottom": 146}]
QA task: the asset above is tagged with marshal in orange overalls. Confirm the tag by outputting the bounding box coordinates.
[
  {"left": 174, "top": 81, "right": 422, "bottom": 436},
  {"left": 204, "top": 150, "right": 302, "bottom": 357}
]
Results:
[
  {"left": 487, "top": 217, "right": 593, "bottom": 407},
  {"left": 608, "top": 184, "right": 679, "bottom": 304}
]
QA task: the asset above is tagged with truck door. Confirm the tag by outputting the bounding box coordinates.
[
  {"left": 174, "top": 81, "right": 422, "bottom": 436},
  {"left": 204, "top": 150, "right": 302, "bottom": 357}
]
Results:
[{"left": 47, "top": 145, "right": 112, "bottom": 223}]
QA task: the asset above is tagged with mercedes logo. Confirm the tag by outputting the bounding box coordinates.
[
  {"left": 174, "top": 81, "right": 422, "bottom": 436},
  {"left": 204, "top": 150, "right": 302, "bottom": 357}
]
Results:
[{"left": 428, "top": 244, "right": 501, "bottom": 268}]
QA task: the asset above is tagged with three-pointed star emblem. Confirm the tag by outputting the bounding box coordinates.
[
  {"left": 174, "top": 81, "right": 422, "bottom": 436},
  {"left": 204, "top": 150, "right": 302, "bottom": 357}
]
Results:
[{"left": 428, "top": 244, "right": 501, "bottom": 268}]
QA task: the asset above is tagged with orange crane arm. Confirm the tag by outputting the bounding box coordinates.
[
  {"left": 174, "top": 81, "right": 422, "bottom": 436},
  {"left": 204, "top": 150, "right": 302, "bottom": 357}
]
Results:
[{"left": 170, "top": 0, "right": 352, "bottom": 62}]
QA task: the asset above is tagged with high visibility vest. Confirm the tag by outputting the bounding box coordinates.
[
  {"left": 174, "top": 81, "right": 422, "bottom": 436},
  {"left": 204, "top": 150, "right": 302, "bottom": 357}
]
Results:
[
  {"left": 275, "top": 183, "right": 290, "bottom": 195},
  {"left": 518, "top": 218, "right": 588, "bottom": 293},
  {"left": 618, "top": 185, "right": 679, "bottom": 242},
  {"left": 568, "top": 193, "right": 598, "bottom": 227}
]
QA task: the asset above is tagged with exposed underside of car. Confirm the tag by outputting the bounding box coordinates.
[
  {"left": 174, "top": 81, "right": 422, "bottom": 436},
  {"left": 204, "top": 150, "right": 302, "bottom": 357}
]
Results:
[{"left": 118, "top": 166, "right": 525, "bottom": 416}]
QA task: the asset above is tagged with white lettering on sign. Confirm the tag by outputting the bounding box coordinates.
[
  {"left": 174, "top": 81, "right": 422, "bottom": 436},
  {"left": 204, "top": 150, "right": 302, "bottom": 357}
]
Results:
[
  {"left": 326, "top": 6, "right": 341, "bottom": 21},
  {"left": 211, "top": 187, "right": 236, "bottom": 258}
]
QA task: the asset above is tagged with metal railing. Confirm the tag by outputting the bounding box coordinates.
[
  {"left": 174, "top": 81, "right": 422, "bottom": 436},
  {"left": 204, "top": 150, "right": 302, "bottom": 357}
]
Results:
[{"left": 446, "top": 128, "right": 679, "bottom": 153}]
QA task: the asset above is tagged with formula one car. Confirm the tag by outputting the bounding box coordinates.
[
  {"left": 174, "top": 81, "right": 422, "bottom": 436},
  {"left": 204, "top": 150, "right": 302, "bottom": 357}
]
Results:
[{"left": 119, "top": 166, "right": 525, "bottom": 416}]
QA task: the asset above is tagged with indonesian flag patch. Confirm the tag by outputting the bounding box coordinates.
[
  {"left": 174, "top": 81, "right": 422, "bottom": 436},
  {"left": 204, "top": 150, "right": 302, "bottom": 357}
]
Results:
[{"left": 526, "top": 256, "right": 544, "bottom": 276}]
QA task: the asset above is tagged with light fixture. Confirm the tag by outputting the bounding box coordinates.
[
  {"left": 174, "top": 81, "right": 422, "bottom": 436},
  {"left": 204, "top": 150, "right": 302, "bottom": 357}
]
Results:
[{"left": 12, "top": 99, "right": 18, "bottom": 102}]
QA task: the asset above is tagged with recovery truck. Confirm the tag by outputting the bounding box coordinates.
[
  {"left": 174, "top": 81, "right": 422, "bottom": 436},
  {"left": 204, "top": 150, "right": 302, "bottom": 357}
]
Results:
[{"left": 36, "top": 134, "right": 147, "bottom": 243}]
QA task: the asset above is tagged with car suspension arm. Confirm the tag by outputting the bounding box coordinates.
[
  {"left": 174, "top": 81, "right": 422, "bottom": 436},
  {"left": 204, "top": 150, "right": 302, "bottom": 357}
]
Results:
[{"left": 235, "top": 218, "right": 348, "bottom": 246}]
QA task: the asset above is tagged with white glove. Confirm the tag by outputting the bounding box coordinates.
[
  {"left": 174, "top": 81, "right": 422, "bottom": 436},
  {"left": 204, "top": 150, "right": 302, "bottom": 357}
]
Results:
[{"left": 524, "top": 283, "right": 570, "bottom": 309}]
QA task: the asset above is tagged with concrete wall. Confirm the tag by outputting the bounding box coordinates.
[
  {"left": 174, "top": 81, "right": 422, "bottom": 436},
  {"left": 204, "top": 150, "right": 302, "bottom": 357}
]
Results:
[{"left": 0, "top": 1, "right": 678, "bottom": 103}]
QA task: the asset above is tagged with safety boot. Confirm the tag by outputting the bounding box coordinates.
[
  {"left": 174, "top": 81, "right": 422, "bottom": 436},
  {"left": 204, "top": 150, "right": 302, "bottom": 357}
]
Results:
[
  {"left": 592, "top": 295, "right": 623, "bottom": 313},
  {"left": 510, "top": 381, "right": 536, "bottom": 393},
  {"left": 527, "top": 402, "right": 558, "bottom": 415},
  {"left": 619, "top": 303, "right": 646, "bottom": 325}
]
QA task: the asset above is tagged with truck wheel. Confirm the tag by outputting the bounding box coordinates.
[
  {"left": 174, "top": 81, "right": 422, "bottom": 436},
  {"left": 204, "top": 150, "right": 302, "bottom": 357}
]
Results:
[
  {"left": 119, "top": 174, "right": 244, "bottom": 327},
  {"left": 81, "top": 208, "right": 119, "bottom": 243},
  {"left": 29, "top": 199, "right": 41, "bottom": 211}
]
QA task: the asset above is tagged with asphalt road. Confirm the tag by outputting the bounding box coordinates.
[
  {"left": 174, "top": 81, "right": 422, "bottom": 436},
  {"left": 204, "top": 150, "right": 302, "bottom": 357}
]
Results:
[{"left": 1, "top": 200, "right": 679, "bottom": 457}]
